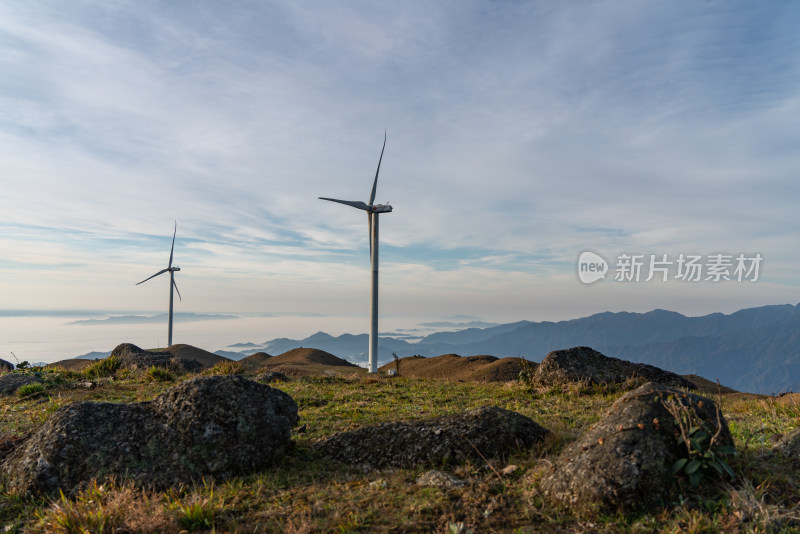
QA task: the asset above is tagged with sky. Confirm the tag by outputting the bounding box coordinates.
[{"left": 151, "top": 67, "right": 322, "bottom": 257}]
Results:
[{"left": 2, "top": 1, "right": 800, "bottom": 357}]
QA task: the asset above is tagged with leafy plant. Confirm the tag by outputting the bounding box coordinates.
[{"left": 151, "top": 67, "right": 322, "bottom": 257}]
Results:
[
  {"left": 663, "top": 394, "right": 737, "bottom": 487},
  {"left": 448, "top": 521, "right": 475, "bottom": 534},
  {"left": 517, "top": 357, "right": 535, "bottom": 386},
  {"left": 17, "top": 383, "right": 46, "bottom": 397},
  {"left": 169, "top": 485, "right": 216, "bottom": 531},
  {"left": 84, "top": 356, "right": 122, "bottom": 379},
  {"left": 146, "top": 366, "right": 175, "bottom": 382},
  {"left": 208, "top": 360, "right": 244, "bottom": 376}
]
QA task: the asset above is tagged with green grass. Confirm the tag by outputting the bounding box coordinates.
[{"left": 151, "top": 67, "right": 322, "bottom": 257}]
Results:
[{"left": 1, "top": 371, "right": 799, "bottom": 532}]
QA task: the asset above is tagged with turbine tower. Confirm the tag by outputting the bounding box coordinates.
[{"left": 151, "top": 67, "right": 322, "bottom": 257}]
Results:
[
  {"left": 136, "top": 222, "right": 182, "bottom": 347},
  {"left": 320, "top": 133, "right": 392, "bottom": 373}
]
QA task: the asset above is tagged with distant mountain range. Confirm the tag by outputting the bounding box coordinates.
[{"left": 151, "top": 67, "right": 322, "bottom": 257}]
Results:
[{"left": 214, "top": 304, "right": 800, "bottom": 394}]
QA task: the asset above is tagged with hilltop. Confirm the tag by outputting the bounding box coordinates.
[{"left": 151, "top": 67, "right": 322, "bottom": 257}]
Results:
[
  {"left": 1, "top": 348, "right": 798, "bottom": 532},
  {"left": 219, "top": 303, "right": 800, "bottom": 394}
]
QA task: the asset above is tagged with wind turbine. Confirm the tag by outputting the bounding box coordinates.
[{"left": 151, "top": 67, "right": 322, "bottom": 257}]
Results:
[
  {"left": 136, "top": 222, "right": 182, "bottom": 347},
  {"left": 320, "top": 133, "right": 392, "bottom": 373}
]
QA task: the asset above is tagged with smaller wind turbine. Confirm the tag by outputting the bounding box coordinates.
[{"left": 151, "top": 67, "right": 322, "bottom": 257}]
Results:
[
  {"left": 319, "top": 133, "right": 392, "bottom": 373},
  {"left": 136, "top": 222, "right": 182, "bottom": 347}
]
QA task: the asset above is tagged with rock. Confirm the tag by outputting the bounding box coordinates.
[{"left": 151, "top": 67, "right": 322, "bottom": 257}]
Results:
[
  {"left": 501, "top": 464, "right": 519, "bottom": 476},
  {"left": 315, "top": 406, "right": 549, "bottom": 471},
  {"left": 417, "top": 470, "right": 467, "bottom": 488},
  {"left": 110, "top": 343, "right": 175, "bottom": 370},
  {"left": 1, "top": 375, "right": 298, "bottom": 495},
  {"left": 533, "top": 346, "right": 696, "bottom": 389},
  {"left": 773, "top": 428, "right": 800, "bottom": 459},
  {"left": 258, "top": 371, "right": 290, "bottom": 383},
  {"left": 0, "top": 373, "right": 43, "bottom": 396},
  {"left": 0, "top": 358, "right": 13, "bottom": 372},
  {"left": 539, "top": 382, "right": 733, "bottom": 518}
]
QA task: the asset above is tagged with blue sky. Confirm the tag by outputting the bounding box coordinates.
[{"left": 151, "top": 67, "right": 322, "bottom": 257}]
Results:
[{"left": 2, "top": 1, "right": 799, "bottom": 331}]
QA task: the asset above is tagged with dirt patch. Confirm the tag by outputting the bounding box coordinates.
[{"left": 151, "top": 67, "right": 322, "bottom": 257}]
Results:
[{"left": 378, "top": 354, "right": 524, "bottom": 382}]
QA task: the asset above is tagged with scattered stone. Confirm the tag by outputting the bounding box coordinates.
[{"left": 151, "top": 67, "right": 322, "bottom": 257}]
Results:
[
  {"left": 501, "top": 464, "right": 519, "bottom": 476},
  {"left": 533, "top": 346, "right": 696, "bottom": 389},
  {"left": 539, "top": 382, "right": 733, "bottom": 518},
  {"left": 0, "top": 358, "right": 13, "bottom": 372},
  {"left": 0, "top": 373, "right": 43, "bottom": 396},
  {"left": 1, "top": 375, "right": 298, "bottom": 495},
  {"left": 315, "top": 406, "right": 549, "bottom": 471},
  {"left": 111, "top": 343, "right": 175, "bottom": 370},
  {"left": 74, "top": 381, "right": 96, "bottom": 390},
  {"left": 773, "top": 428, "right": 800, "bottom": 459},
  {"left": 258, "top": 371, "right": 290, "bottom": 383},
  {"left": 417, "top": 470, "right": 467, "bottom": 488}
]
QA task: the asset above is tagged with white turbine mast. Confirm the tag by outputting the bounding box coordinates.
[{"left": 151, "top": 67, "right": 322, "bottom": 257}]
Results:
[
  {"left": 319, "top": 132, "right": 392, "bottom": 373},
  {"left": 136, "top": 221, "right": 182, "bottom": 347}
]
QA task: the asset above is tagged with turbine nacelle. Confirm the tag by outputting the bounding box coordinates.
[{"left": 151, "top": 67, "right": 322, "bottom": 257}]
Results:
[{"left": 370, "top": 204, "right": 393, "bottom": 213}]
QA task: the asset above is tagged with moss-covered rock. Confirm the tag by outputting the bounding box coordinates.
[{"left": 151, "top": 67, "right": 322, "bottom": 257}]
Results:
[
  {"left": 0, "top": 372, "right": 42, "bottom": 396},
  {"left": 315, "top": 406, "right": 549, "bottom": 471},
  {"left": 534, "top": 346, "right": 696, "bottom": 389},
  {"left": 1, "top": 375, "right": 298, "bottom": 495},
  {"left": 539, "top": 382, "right": 732, "bottom": 517}
]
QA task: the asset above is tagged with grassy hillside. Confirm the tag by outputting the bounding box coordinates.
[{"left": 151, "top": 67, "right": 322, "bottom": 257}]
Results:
[{"left": 1, "top": 367, "right": 799, "bottom": 533}]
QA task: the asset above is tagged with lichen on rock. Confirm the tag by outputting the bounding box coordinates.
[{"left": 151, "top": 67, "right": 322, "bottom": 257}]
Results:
[
  {"left": 0, "top": 373, "right": 43, "bottom": 396},
  {"left": 533, "top": 346, "right": 696, "bottom": 389},
  {"left": 539, "top": 382, "right": 732, "bottom": 517},
  {"left": 1, "top": 375, "right": 298, "bottom": 495},
  {"left": 315, "top": 406, "right": 549, "bottom": 471}
]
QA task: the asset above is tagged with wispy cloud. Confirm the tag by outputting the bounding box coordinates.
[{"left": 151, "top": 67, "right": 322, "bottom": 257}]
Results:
[{"left": 0, "top": 1, "right": 798, "bottom": 323}]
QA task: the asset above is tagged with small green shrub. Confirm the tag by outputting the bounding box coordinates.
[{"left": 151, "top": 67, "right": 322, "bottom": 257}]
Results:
[
  {"left": 663, "top": 394, "right": 737, "bottom": 487},
  {"left": 84, "top": 356, "right": 122, "bottom": 379},
  {"left": 207, "top": 361, "right": 244, "bottom": 376},
  {"left": 17, "top": 382, "right": 46, "bottom": 397},
  {"left": 146, "top": 366, "right": 175, "bottom": 382},
  {"left": 169, "top": 485, "right": 216, "bottom": 531}
]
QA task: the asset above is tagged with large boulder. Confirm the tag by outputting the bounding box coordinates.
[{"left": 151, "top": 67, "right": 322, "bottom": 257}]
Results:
[
  {"left": 0, "top": 358, "right": 13, "bottom": 372},
  {"left": 109, "top": 343, "right": 203, "bottom": 373},
  {"left": 534, "top": 346, "right": 696, "bottom": 389},
  {"left": 539, "top": 382, "right": 733, "bottom": 517},
  {"left": 1, "top": 375, "right": 298, "bottom": 495},
  {"left": 110, "top": 343, "right": 175, "bottom": 369},
  {"left": 0, "top": 373, "right": 43, "bottom": 396},
  {"left": 315, "top": 406, "right": 549, "bottom": 471}
]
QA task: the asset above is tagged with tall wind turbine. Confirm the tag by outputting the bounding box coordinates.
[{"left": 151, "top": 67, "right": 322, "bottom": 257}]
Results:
[
  {"left": 136, "top": 222, "right": 182, "bottom": 347},
  {"left": 320, "top": 133, "right": 392, "bottom": 373}
]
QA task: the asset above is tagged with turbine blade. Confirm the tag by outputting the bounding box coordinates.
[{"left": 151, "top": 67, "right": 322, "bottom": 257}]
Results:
[
  {"left": 168, "top": 221, "right": 176, "bottom": 268},
  {"left": 319, "top": 197, "right": 370, "bottom": 211},
  {"left": 368, "top": 212, "right": 372, "bottom": 256},
  {"left": 173, "top": 278, "right": 182, "bottom": 302},
  {"left": 368, "top": 131, "right": 386, "bottom": 207},
  {"left": 136, "top": 268, "right": 169, "bottom": 285}
]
